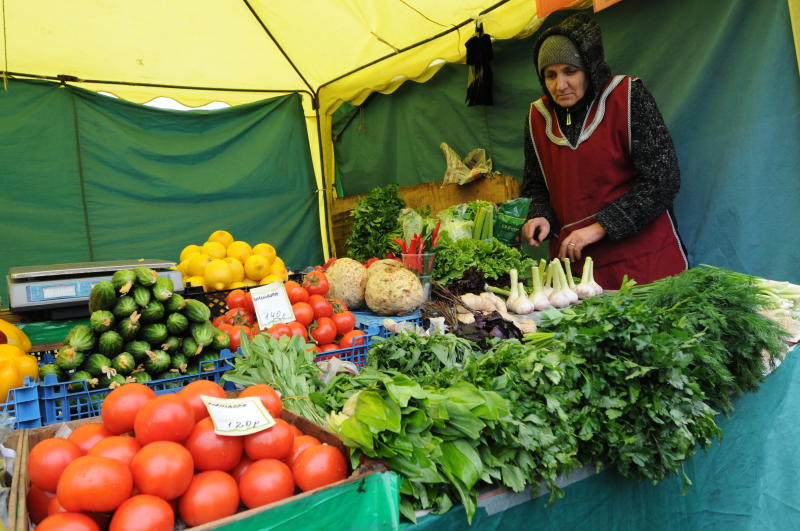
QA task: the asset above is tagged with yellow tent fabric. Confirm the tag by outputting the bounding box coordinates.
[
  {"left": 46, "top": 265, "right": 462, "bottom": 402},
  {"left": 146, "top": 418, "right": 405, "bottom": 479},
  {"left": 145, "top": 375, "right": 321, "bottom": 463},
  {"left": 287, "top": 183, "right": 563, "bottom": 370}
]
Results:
[
  {"left": 791, "top": 0, "right": 800, "bottom": 75},
  {"left": 0, "top": 0, "right": 591, "bottom": 258}
]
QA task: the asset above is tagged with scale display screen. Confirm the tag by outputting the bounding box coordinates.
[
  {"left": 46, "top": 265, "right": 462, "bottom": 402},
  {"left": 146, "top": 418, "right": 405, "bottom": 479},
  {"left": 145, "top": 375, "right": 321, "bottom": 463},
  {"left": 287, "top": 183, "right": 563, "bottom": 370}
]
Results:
[
  {"left": 42, "top": 285, "right": 77, "bottom": 299},
  {"left": 26, "top": 280, "right": 98, "bottom": 302}
]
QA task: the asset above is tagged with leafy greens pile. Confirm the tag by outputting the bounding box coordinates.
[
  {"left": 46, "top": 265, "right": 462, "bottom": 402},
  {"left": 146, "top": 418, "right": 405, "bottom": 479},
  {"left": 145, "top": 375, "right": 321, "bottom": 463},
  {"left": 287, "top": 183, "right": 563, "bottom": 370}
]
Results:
[
  {"left": 345, "top": 184, "right": 405, "bottom": 262},
  {"left": 431, "top": 237, "right": 535, "bottom": 285}
]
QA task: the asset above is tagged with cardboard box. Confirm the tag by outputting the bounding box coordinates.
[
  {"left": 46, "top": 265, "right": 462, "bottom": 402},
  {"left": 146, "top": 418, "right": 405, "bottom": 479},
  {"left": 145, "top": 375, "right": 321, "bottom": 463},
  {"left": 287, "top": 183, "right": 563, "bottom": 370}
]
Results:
[{"left": 11, "top": 407, "right": 386, "bottom": 530}]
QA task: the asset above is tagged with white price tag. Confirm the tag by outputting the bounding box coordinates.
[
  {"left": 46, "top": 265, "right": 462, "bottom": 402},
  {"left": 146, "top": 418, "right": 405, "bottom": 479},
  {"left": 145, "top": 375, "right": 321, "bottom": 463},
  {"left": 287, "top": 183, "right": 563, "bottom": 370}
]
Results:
[
  {"left": 250, "top": 282, "right": 295, "bottom": 330},
  {"left": 201, "top": 395, "right": 276, "bottom": 436}
]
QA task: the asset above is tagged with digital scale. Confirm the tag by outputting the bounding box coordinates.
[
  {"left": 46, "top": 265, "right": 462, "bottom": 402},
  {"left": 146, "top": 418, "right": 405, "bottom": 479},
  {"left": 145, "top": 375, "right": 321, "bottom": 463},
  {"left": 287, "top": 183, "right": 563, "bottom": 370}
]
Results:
[{"left": 7, "top": 259, "right": 184, "bottom": 320}]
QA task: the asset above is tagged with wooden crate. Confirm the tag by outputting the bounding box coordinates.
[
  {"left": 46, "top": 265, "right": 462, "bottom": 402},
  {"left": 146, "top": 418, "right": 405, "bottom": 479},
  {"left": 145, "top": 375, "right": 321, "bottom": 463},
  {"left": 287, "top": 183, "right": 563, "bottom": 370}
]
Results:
[
  {"left": 331, "top": 174, "right": 521, "bottom": 257},
  {"left": 11, "top": 407, "right": 386, "bottom": 530}
]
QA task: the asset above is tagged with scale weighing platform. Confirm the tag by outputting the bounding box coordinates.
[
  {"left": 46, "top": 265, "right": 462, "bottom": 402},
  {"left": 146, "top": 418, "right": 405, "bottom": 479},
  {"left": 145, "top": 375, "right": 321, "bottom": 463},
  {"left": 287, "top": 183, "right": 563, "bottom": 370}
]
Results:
[{"left": 7, "top": 259, "right": 184, "bottom": 320}]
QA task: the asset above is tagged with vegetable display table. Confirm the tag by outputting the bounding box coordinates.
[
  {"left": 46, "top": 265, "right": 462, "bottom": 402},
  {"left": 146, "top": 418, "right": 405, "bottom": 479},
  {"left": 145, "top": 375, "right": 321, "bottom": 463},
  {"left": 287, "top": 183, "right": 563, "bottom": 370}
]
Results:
[{"left": 405, "top": 347, "right": 800, "bottom": 530}]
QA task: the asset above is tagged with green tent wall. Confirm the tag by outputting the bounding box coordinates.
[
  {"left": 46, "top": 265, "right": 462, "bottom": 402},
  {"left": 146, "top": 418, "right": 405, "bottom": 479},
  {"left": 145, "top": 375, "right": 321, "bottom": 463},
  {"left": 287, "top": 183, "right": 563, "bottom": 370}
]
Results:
[
  {"left": 0, "top": 81, "right": 322, "bottom": 306},
  {"left": 334, "top": 0, "right": 800, "bottom": 284}
]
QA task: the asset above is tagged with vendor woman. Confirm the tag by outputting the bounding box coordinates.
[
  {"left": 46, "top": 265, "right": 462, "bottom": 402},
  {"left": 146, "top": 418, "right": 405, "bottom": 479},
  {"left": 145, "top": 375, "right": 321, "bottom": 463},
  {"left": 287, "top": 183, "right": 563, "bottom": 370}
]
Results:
[{"left": 521, "top": 13, "right": 688, "bottom": 289}]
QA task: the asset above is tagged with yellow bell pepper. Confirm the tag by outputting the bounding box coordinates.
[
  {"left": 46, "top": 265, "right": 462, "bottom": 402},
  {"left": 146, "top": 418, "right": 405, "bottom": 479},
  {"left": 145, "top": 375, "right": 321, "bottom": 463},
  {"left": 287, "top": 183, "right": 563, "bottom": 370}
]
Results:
[
  {"left": 0, "top": 359, "right": 20, "bottom": 405},
  {"left": 0, "top": 319, "right": 32, "bottom": 352}
]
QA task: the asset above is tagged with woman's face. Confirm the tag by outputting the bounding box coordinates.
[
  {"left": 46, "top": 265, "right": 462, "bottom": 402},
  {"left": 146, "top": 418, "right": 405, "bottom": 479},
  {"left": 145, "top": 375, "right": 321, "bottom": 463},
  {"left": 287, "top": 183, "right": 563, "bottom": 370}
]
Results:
[{"left": 543, "top": 64, "right": 588, "bottom": 108}]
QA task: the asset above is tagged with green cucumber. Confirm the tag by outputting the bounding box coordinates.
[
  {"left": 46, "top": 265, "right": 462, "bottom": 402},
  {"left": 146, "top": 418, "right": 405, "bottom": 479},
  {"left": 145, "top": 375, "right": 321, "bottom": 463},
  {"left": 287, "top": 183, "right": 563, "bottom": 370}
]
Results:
[
  {"left": 133, "top": 267, "right": 158, "bottom": 287},
  {"left": 144, "top": 350, "right": 171, "bottom": 374},
  {"left": 182, "top": 337, "right": 201, "bottom": 357},
  {"left": 100, "top": 373, "right": 128, "bottom": 389},
  {"left": 111, "top": 352, "right": 136, "bottom": 376},
  {"left": 132, "top": 286, "right": 151, "bottom": 308},
  {"left": 39, "top": 363, "right": 63, "bottom": 381},
  {"left": 89, "top": 281, "right": 116, "bottom": 312},
  {"left": 113, "top": 296, "right": 138, "bottom": 319},
  {"left": 67, "top": 370, "right": 98, "bottom": 392},
  {"left": 90, "top": 310, "right": 115, "bottom": 334},
  {"left": 184, "top": 299, "right": 211, "bottom": 323},
  {"left": 111, "top": 269, "right": 136, "bottom": 294},
  {"left": 196, "top": 352, "right": 220, "bottom": 372},
  {"left": 140, "top": 323, "right": 168, "bottom": 345},
  {"left": 125, "top": 341, "right": 150, "bottom": 362},
  {"left": 117, "top": 312, "right": 142, "bottom": 341},
  {"left": 170, "top": 353, "right": 189, "bottom": 373},
  {"left": 211, "top": 327, "right": 230, "bottom": 350},
  {"left": 140, "top": 301, "right": 165, "bottom": 324},
  {"left": 165, "top": 293, "right": 186, "bottom": 312},
  {"left": 166, "top": 312, "right": 189, "bottom": 336},
  {"left": 97, "top": 330, "right": 124, "bottom": 356},
  {"left": 55, "top": 345, "right": 84, "bottom": 371},
  {"left": 66, "top": 324, "right": 96, "bottom": 352},
  {"left": 191, "top": 322, "right": 215, "bottom": 348},
  {"left": 152, "top": 276, "right": 174, "bottom": 302},
  {"left": 83, "top": 353, "right": 116, "bottom": 378},
  {"left": 161, "top": 336, "right": 181, "bottom": 353},
  {"left": 131, "top": 371, "right": 153, "bottom": 384}
]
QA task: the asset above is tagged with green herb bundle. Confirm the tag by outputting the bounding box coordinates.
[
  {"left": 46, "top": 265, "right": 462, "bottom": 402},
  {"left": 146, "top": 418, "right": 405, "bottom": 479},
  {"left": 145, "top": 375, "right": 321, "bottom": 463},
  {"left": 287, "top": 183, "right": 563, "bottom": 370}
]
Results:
[
  {"left": 345, "top": 184, "right": 405, "bottom": 262},
  {"left": 367, "top": 333, "right": 479, "bottom": 378}
]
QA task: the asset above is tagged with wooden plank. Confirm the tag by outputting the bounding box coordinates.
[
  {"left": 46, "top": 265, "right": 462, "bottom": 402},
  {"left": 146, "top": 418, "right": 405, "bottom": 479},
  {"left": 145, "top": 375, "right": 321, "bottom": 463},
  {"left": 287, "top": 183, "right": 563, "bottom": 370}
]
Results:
[{"left": 331, "top": 174, "right": 521, "bottom": 257}]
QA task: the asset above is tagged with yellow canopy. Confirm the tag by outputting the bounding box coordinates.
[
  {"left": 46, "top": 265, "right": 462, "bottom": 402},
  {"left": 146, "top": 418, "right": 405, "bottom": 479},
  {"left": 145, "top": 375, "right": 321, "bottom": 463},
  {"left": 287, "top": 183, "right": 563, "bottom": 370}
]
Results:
[{"left": 0, "top": 0, "right": 591, "bottom": 257}]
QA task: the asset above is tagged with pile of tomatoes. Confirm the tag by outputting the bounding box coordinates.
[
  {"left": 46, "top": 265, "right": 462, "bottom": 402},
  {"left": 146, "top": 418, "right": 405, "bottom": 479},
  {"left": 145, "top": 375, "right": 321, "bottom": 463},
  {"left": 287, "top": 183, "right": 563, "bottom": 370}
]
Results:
[
  {"left": 27, "top": 381, "right": 348, "bottom": 531},
  {"left": 213, "top": 271, "right": 367, "bottom": 354}
]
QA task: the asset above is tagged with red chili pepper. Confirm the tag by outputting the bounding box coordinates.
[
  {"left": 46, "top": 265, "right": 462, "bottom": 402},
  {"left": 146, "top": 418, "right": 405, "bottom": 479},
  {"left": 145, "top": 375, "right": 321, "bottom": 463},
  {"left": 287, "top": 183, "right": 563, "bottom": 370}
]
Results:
[
  {"left": 417, "top": 236, "right": 425, "bottom": 274},
  {"left": 391, "top": 238, "right": 408, "bottom": 254},
  {"left": 431, "top": 220, "right": 442, "bottom": 249}
]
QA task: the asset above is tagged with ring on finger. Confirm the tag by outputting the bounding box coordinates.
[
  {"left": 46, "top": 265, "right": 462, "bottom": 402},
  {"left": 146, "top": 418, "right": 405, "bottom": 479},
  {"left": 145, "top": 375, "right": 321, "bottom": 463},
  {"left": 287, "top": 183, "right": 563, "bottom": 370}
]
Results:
[{"left": 568, "top": 242, "right": 576, "bottom": 247}]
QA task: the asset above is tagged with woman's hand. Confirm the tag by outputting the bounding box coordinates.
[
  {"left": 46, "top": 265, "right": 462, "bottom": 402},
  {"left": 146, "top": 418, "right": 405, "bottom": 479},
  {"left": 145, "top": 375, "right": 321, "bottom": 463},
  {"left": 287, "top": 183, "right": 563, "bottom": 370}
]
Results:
[
  {"left": 522, "top": 217, "right": 551, "bottom": 247},
  {"left": 559, "top": 222, "right": 606, "bottom": 261}
]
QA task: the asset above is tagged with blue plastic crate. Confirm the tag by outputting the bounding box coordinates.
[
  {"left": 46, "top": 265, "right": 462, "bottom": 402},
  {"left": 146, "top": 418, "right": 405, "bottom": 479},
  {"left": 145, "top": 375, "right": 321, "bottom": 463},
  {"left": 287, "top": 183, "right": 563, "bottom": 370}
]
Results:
[
  {"left": 1, "top": 377, "right": 43, "bottom": 429},
  {"left": 356, "top": 313, "right": 425, "bottom": 339},
  {"left": 314, "top": 334, "right": 372, "bottom": 368},
  {"left": 39, "top": 349, "right": 236, "bottom": 425},
  {"left": 353, "top": 309, "right": 421, "bottom": 332}
]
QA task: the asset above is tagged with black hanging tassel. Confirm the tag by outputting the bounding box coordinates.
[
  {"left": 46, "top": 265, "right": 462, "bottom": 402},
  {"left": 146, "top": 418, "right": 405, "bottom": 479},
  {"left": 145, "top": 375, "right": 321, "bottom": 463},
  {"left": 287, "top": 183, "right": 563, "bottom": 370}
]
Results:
[{"left": 465, "top": 23, "right": 493, "bottom": 106}]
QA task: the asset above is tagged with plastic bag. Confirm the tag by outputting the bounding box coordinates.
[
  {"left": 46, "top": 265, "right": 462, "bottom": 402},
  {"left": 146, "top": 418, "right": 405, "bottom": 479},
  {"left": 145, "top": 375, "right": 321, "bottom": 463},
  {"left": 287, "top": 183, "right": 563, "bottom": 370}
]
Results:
[
  {"left": 494, "top": 198, "right": 531, "bottom": 247},
  {"left": 436, "top": 204, "right": 474, "bottom": 241},
  {"left": 440, "top": 143, "right": 492, "bottom": 185}
]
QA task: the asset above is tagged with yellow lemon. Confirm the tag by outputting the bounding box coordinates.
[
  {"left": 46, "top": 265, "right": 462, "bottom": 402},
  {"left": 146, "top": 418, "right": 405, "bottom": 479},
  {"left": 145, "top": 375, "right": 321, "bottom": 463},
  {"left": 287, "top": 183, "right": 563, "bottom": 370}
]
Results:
[
  {"left": 185, "top": 276, "right": 206, "bottom": 289},
  {"left": 223, "top": 257, "right": 245, "bottom": 283},
  {"left": 187, "top": 253, "right": 213, "bottom": 278},
  {"left": 204, "top": 259, "right": 233, "bottom": 291},
  {"left": 227, "top": 241, "right": 253, "bottom": 264},
  {"left": 242, "top": 278, "right": 259, "bottom": 287},
  {"left": 228, "top": 281, "right": 248, "bottom": 289},
  {"left": 252, "top": 243, "right": 277, "bottom": 262},
  {"left": 259, "top": 274, "right": 284, "bottom": 285},
  {"left": 244, "top": 254, "right": 272, "bottom": 281},
  {"left": 202, "top": 241, "right": 227, "bottom": 259},
  {"left": 208, "top": 230, "right": 235, "bottom": 248},
  {"left": 179, "top": 244, "right": 203, "bottom": 262},
  {"left": 271, "top": 256, "right": 286, "bottom": 271},
  {"left": 174, "top": 259, "right": 191, "bottom": 276},
  {"left": 269, "top": 261, "right": 287, "bottom": 278}
]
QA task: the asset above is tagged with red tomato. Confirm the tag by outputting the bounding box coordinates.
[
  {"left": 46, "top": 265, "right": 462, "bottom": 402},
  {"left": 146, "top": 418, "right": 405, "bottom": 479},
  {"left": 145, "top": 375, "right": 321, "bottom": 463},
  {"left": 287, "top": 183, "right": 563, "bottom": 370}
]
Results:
[
  {"left": 109, "top": 494, "right": 174, "bottom": 531},
  {"left": 225, "top": 289, "right": 254, "bottom": 314},
  {"left": 339, "top": 330, "right": 368, "bottom": 349},
  {"left": 37, "top": 513, "right": 100, "bottom": 531},
  {"left": 26, "top": 484, "right": 55, "bottom": 524},
  {"left": 88, "top": 435, "right": 141, "bottom": 465},
  {"left": 285, "top": 435, "right": 321, "bottom": 468},
  {"left": 178, "top": 379, "right": 226, "bottom": 421},
  {"left": 267, "top": 323, "right": 291, "bottom": 339},
  {"left": 310, "top": 317, "right": 337, "bottom": 345},
  {"left": 306, "top": 345, "right": 321, "bottom": 354},
  {"left": 179, "top": 471, "right": 240, "bottom": 527},
  {"left": 318, "top": 343, "right": 340, "bottom": 353},
  {"left": 328, "top": 298, "right": 349, "bottom": 313},
  {"left": 220, "top": 307, "right": 255, "bottom": 326},
  {"left": 365, "top": 257, "right": 380, "bottom": 268},
  {"left": 238, "top": 384, "right": 282, "bottom": 418},
  {"left": 243, "top": 418, "right": 295, "bottom": 461},
  {"left": 287, "top": 423, "right": 304, "bottom": 438},
  {"left": 291, "top": 302, "right": 314, "bottom": 326},
  {"left": 331, "top": 311, "right": 356, "bottom": 336},
  {"left": 291, "top": 444, "right": 348, "bottom": 492},
  {"left": 57, "top": 455, "right": 132, "bottom": 512},
  {"left": 238, "top": 459, "right": 295, "bottom": 509},
  {"left": 230, "top": 455, "right": 253, "bottom": 483},
  {"left": 47, "top": 495, "right": 67, "bottom": 515},
  {"left": 286, "top": 321, "right": 308, "bottom": 340},
  {"left": 67, "top": 423, "right": 113, "bottom": 453},
  {"left": 130, "top": 441, "right": 194, "bottom": 500},
  {"left": 185, "top": 417, "right": 243, "bottom": 472},
  {"left": 283, "top": 281, "right": 309, "bottom": 304},
  {"left": 134, "top": 393, "right": 195, "bottom": 445},
  {"left": 308, "top": 295, "right": 333, "bottom": 319},
  {"left": 302, "top": 270, "right": 329, "bottom": 296},
  {"left": 28, "top": 438, "right": 83, "bottom": 493},
  {"left": 322, "top": 257, "right": 338, "bottom": 270},
  {"left": 101, "top": 383, "right": 156, "bottom": 435}
]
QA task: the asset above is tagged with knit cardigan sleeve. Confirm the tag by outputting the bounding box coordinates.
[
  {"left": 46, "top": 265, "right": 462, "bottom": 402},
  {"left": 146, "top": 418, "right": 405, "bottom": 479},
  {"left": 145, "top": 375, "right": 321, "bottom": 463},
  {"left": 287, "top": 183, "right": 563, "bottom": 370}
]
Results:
[
  {"left": 521, "top": 116, "right": 557, "bottom": 229},
  {"left": 594, "top": 79, "right": 681, "bottom": 240}
]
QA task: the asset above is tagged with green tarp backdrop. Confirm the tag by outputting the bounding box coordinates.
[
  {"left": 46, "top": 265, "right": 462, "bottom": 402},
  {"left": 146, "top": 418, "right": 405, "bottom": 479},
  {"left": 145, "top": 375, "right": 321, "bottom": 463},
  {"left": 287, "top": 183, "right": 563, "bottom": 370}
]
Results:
[
  {"left": 334, "top": 0, "right": 800, "bottom": 285},
  {"left": 0, "top": 81, "right": 322, "bottom": 306}
]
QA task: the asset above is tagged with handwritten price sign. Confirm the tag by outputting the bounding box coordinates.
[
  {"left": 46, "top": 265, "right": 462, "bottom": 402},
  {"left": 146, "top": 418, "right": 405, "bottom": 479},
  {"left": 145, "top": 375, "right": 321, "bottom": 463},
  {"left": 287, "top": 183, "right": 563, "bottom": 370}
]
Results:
[
  {"left": 250, "top": 282, "right": 295, "bottom": 330},
  {"left": 201, "top": 395, "right": 276, "bottom": 436}
]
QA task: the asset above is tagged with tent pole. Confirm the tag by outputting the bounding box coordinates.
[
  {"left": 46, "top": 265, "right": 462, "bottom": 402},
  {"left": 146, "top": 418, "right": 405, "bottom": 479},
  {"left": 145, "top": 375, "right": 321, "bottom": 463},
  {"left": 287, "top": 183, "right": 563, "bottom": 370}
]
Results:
[{"left": 315, "top": 103, "right": 336, "bottom": 261}]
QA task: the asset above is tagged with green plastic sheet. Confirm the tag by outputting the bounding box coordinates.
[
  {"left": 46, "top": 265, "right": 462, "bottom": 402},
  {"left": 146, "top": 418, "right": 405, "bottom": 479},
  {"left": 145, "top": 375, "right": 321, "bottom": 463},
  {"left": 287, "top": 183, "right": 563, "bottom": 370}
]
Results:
[
  {"left": 217, "top": 471, "right": 400, "bottom": 531},
  {"left": 16, "top": 319, "right": 89, "bottom": 347},
  {"left": 406, "top": 347, "right": 800, "bottom": 530},
  {"left": 0, "top": 80, "right": 323, "bottom": 307},
  {"left": 334, "top": 0, "right": 800, "bottom": 285}
]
